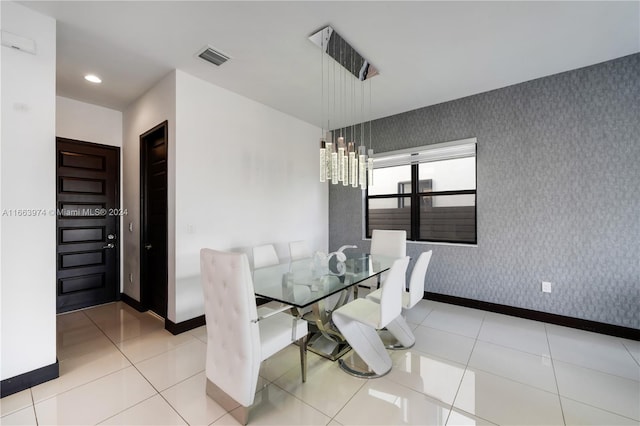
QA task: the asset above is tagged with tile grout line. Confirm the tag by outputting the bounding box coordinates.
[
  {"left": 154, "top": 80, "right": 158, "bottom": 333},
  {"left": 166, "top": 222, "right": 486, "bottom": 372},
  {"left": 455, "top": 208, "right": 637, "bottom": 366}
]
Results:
[
  {"left": 549, "top": 361, "right": 640, "bottom": 421},
  {"left": 474, "top": 333, "right": 555, "bottom": 359},
  {"left": 83, "top": 303, "right": 133, "bottom": 348},
  {"left": 403, "top": 305, "right": 481, "bottom": 424},
  {"left": 118, "top": 319, "right": 223, "bottom": 423},
  {"left": 154, "top": 369, "right": 210, "bottom": 425},
  {"left": 621, "top": 341, "right": 640, "bottom": 369},
  {"left": 45, "top": 301, "right": 634, "bottom": 425},
  {"left": 32, "top": 309, "right": 132, "bottom": 406},
  {"left": 117, "top": 330, "right": 201, "bottom": 365},
  {"left": 31, "top": 364, "right": 132, "bottom": 407},
  {"left": 544, "top": 329, "right": 639, "bottom": 423},
  {"left": 82, "top": 304, "right": 192, "bottom": 425},
  {"left": 105, "top": 315, "right": 198, "bottom": 425},
  {"left": 324, "top": 370, "right": 368, "bottom": 426},
  {"left": 269, "top": 378, "right": 344, "bottom": 424},
  {"left": 544, "top": 323, "right": 567, "bottom": 426},
  {"left": 419, "top": 304, "right": 436, "bottom": 324},
  {"left": 265, "top": 345, "right": 367, "bottom": 422},
  {"left": 29, "top": 387, "right": 39, "bottom": 426},
  {"left": 459, "top": 329, "right": 569, "bottom": 395},
  {"left": 95, "top": 394, "right": 160, "bottom": 425},
  {"left": 560, "top": 395, "right": 640, "bottom": 423},
  {"left": 408, "top": 304, "right": 487, "bottom": 424},
  {"left": 82, "top": 308, "right": 169, "bottom": 424},
  {"left": 442, "top": 312, "right": 488, "bottom": 426},
  {"left": 546, "top": 340, "right": 640, "bottom": 382}
]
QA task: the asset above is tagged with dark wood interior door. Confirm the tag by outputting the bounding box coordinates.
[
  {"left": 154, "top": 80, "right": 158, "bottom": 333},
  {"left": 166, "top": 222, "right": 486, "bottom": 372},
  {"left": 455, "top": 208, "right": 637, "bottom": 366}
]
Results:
[
  {"left": 140, "top": 121, "right": 168, "bottom": 318},
  {"left": 56, "top": 138, "right": 120, "bottom": 313}
]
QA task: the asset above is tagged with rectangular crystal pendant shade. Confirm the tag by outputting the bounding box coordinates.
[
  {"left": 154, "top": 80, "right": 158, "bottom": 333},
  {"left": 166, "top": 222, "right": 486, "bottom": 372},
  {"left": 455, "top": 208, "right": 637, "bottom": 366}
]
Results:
[
  {"left": 321, "top": 133, "right": 372, "bottom": 190},
  {"left": 368, "top": 149, "right": 374, "bottom": 186},
  {"left": 331, "top": 149, "right": 338, "bottom": 184},
  {"left": 319, "top": 139, "right": 326, "bottom": 182},
  {"left": 337, "top": 145, "right": 343, "bottom": 182},
  {"left": 358, "top": 145, "right": 367, "bottom": 190}
]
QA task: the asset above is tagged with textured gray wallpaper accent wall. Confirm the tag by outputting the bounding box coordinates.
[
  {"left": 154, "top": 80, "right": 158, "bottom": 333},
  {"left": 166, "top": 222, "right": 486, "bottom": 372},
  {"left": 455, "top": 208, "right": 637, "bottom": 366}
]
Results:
[{"left": 329, "top": 53, "right": 640, "bottom": 329}]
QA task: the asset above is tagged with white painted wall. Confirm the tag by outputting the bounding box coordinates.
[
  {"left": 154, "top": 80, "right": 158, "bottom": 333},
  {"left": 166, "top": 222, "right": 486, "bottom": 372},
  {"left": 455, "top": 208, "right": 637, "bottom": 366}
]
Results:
[
  {"left": 174, "top": 71, "right": 327, "bottom": 322},
  {"left": 56, "top": 96, "right": 122, "bottom": 147},
  {"left": 0, "top": 1, "right": 57, "bottom": 380},
  {"left": 121, "top": 70, "right": 327, "bottom": 324},
  {"left": 122, "top": 71, "right": 176, "bottom": 313}
]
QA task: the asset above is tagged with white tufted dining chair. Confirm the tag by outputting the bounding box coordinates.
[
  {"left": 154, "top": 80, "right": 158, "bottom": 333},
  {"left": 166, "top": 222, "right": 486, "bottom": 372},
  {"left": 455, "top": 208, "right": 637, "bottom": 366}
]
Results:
[
  {"left": 367, "top": 250, "right": 432, "bottom": 349},
  {"left": 200, "top": 249, "right": 308, "bottom": 425},
  {"left": 251, "top": 244, "right": 284, "bottom": 309},
  {"left": 370, "top": 229, "right": 407, "bottom": 259},
  {"left": 361, "top": 229, "right": 407, "bottom": 291},
  {"left": 288, "top": 240, "right": 312, "bottom": 261},
  {"left": 332, "top": 256, "right": 410, "bottom": 377},
  {"left": 252, "top": 244, "right": 280, "bottom": 269}
]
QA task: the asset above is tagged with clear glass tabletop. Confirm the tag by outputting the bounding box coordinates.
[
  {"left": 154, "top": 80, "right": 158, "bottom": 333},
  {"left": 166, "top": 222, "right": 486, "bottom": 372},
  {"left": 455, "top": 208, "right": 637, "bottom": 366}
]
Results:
[{"left": 253, "top": 253, "right": 396, "bottom": 309}]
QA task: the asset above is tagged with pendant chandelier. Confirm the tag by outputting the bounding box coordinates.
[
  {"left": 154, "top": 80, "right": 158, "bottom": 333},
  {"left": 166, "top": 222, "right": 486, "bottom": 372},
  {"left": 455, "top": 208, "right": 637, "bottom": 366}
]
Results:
[{"left": 309, "top": 26, "right": 377, "bottom": 190}]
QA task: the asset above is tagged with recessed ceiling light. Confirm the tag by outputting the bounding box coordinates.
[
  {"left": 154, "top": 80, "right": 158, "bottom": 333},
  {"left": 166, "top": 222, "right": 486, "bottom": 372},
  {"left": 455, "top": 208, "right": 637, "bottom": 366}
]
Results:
[{"left": 84, "top": 74, "right": 102, "bottom": 84}]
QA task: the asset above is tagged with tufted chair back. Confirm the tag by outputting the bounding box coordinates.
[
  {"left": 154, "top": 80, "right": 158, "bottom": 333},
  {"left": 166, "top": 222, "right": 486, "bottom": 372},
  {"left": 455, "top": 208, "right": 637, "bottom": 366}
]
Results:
[
  {"left": 289, "top": 240, "right": 312, "bottom": 261},
  {"left": 200, "top": 248, "right": 261, "bottom": 407},
  {"left": 252, "top": 244, "right": 279, "bottom": 269}
]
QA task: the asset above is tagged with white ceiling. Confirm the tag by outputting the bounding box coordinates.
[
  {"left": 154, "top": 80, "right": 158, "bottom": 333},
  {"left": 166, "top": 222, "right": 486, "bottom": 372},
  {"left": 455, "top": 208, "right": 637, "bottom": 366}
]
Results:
[{"left": 20, "top": 1, "right": 640, "bottom": 128}]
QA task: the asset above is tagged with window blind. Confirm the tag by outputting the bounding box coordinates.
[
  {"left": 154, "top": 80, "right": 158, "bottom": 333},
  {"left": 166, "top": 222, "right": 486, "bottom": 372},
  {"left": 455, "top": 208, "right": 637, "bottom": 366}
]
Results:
[{"left": 372, "top": 137, "right": 476, "bottom": 169}]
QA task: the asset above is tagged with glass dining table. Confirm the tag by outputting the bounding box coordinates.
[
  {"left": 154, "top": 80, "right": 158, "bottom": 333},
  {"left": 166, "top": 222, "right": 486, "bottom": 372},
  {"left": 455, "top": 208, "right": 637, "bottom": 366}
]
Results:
[{"left": 253, "top": 252, "right": 396, "bottom": 360}]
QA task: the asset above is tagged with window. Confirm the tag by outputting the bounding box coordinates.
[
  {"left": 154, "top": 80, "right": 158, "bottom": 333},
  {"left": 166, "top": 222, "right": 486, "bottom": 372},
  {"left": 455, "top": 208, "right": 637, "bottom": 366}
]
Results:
[{"left": 366, "top": 138, "right": 476, "bottom": 244}]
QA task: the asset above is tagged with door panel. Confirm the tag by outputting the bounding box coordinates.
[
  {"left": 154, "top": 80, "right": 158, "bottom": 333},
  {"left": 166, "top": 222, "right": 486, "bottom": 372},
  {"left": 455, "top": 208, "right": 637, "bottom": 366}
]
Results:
[
  {"left": 140, "top": 121, "right": 168, "bottom": 318},
  {"left": 56, "top": 138, "right": 120, "bottom": 313}
]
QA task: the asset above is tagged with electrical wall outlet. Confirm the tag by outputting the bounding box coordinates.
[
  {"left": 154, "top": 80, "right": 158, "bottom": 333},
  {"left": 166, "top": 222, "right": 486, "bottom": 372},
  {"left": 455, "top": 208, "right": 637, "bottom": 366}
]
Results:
[{"left": 542, "top": 281, "right": 552, "bottom": 293}]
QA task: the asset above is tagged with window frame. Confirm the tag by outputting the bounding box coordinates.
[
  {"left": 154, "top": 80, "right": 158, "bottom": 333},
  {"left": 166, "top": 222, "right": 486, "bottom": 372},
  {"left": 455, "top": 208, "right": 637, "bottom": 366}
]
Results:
[{"left": 365, "top": 139, "right": 477, "bottom": 245}]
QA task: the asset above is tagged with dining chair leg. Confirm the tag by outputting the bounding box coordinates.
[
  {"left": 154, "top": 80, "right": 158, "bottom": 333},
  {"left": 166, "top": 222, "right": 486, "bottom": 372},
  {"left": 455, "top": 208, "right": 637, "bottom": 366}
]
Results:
[
  {"left": 207, "top": 378, "right": 249, "bottom": 425},
  {"left": 298, "top": 335, "right": 307, "bottom": 383}
]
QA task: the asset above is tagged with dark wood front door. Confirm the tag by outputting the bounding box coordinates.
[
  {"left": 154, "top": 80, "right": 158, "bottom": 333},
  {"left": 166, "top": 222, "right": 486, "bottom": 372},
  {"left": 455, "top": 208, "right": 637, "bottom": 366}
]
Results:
[
  {"left": 56, "top": 138, "right": 120, "bottom": 313},
  {"left": 140, "top": 121, "right": 168, "bottom": 318}
]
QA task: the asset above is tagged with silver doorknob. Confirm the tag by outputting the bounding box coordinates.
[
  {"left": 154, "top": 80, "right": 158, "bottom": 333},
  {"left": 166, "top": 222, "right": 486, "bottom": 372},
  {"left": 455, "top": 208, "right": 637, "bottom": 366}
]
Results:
[
  {"left": 145, "top": 244, "right": 152, "bottom": 250},
  {"left": 102, "top": 243, "right": 115, "bottom": 249}
]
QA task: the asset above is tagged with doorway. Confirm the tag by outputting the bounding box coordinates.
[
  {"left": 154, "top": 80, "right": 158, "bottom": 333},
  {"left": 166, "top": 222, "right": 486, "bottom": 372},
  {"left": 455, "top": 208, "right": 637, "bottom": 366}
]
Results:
[
  {"left": 56, "top": 138, "right": 120, "bottom": 313},
  {"left": 140, "top": 121, "right": 168, "bottom": 318}
]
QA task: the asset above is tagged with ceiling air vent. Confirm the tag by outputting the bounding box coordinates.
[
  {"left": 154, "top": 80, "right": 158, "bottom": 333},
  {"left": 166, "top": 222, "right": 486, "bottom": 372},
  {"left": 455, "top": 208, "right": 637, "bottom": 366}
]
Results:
[{"left": 198, "top": 46, "right": 229, "bottom": 67}]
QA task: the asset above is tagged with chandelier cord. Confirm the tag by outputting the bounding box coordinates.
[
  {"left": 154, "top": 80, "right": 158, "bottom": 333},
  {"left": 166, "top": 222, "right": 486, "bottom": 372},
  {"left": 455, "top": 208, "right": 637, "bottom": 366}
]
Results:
[
  {"left": 320, "top": 30, "right": 324, "bottom": 136},
  {"left": 369, "top": 78, "right": 372, "bottom": 151}
]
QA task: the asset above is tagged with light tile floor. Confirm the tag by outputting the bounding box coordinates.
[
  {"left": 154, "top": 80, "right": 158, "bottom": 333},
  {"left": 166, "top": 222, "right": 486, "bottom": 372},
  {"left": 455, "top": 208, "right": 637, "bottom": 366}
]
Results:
[{"left": 1, "top": 300, "right": 638, "bottom": 425}]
